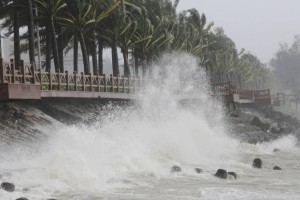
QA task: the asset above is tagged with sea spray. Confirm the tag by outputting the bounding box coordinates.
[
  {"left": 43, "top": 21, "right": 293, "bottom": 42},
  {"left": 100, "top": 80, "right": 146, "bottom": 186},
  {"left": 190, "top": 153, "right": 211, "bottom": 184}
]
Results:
[{"left": 0, "top": 53, "right": 240, "bottom": 199}]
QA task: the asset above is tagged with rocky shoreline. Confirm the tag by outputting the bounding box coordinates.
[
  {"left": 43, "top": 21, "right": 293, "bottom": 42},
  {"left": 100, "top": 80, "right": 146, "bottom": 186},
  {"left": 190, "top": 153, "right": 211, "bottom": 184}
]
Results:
[
  {"left": 226, "top": 104, "right": 300, "bottom": 144},
  {"left": 0, "top": 99, "right": 299, "bottom": 145},
  {"left": 0, "top": 100, "right": 300, "bottom": 199}
]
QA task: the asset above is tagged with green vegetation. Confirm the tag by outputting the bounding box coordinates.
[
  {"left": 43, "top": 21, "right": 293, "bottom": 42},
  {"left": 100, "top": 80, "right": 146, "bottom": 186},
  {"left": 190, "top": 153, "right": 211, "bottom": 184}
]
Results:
[{"left": 0, "top": 0, "right": 272, "bottom": 89}]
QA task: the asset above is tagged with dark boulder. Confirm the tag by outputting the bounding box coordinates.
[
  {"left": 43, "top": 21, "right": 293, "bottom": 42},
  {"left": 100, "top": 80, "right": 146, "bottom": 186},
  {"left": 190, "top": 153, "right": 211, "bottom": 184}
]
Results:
[
  {"left": 228, "top": 172, "right": 237, "bottom": 179},
  {"left": 270, "top": 127, "right": 281, "bottom": 134},
  {"left": 16, "top": 198, "right": 29, "bottom": 200},
  {"left": 195, "top": 168, "right": 203, "bottom": 174},
  {"left": 251, "top": 117, "right": 270, "bottom": 131},
  {"left": 252, "top": 158, "right": 263, "bottom": 168},
  {"left": 215, "top": 169, "right": 227, "bottom": 179},
  {"left": 1, "top": 182, "right": 15, "bottom": 192},
  {"left": 273, "top": 166, "right": 282, "bottom": 170},
  {"left": 171, "top": 165, "right": 182, "bottom": 173}
]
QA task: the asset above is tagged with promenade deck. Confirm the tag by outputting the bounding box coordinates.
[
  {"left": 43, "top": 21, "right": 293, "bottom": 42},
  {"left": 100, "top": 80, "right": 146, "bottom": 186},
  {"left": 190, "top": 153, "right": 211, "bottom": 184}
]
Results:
[{"left": 0, "top": 58, "right": 272, "bottom": 105}]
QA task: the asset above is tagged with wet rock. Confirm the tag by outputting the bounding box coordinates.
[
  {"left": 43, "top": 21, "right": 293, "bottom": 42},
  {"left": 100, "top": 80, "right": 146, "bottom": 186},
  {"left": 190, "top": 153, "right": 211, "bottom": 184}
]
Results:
[
  {"left": 252, "top": 158, "right": 263, "bottom": 168},
  {"left": 16, "top": 198, "right": 29, "bottom": 200},
  {"left": 195, "top": 168, "right": 203, "bottom": 174},
  {"left": 273, "top": 148, "right": 280, "bottom": 152},
  {"left": 215, "top": 169, "right": 227, "bottom": 179},
  {"left": 171, "top": 165, "right": 182, "bottom": 173},
  {"left": 1, "top": 182, "right": 15, "bottom": 192},
  {"left": 251, "top": 117, "right": 270, "bottom": 131},
  {"left": 228, "top": 172, "right": 237, "bottom": 179},
  {"left": 273, "top": 166, "right": 282, "bottom": 170},
  {"left": 270, "top": 127, "right": 281, "bottom": 134}
]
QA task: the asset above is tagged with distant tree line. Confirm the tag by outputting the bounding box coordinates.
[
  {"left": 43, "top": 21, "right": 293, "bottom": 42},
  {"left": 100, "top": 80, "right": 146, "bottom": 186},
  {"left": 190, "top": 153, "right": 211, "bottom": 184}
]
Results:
[
  {"left": 271, "top": 35, "right": 300, "bottom": 93},
  {"left": 0, "top": 0, "right": 272, "bottom": 89}
]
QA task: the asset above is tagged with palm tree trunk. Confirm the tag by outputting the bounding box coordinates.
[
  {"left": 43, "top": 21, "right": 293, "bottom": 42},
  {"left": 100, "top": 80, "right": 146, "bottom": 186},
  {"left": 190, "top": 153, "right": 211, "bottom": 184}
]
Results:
[
  {"left": 123, "top": 49, "right": 130, "bottom": 76},
  {"left": 27, "top": 0, "right": 35, "bottom": 65},
  {"left": 79, "top": 32, "right": 90, "bottom": 74},
  {"left": 50, "top": 21, "right": 60, "bottom": 72},
  {"left": 57, "top": 25, "right": 64, "bottom": 72},
  {"left": 91, "top": 42, "right": 98, "bottom": 75},
  {"left": 73, "top": 36, "right": 78, "bottom": 73},
  {"left": 13, "top": 1, "right": 21, "bottom": 69},
  {"left": 45, "top": 24, "right": 51, "bottom": 72},
  {"left": 111, "top": 41, "right": 119, "bottom": 76},
  {"left": 98, "top": 39, "right": 103, "bottom": 75}
]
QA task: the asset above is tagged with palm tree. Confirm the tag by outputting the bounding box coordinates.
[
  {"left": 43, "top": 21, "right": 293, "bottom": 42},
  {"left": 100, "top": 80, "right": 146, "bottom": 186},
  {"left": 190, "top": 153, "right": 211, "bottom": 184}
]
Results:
[
  {"left": 62, "top": 0, "right": 93, "bottom": 74},
  {"left": 35, "top": 0, "right": 67, "bottom": 72},
  {"left": 62, "top": 0, "right": 120, "bottom": 74},
  {"left": 26, "top": 0, "right": 35, "bottom": 65},
  {"left": 102, "top": 0, "right": 123, "bottom": 76},
  {"left": 131, "top": 0, "right": 175, "bottom": 76},
  {"left": 13, "top": 0, "right": 21, "bottom": 68}
]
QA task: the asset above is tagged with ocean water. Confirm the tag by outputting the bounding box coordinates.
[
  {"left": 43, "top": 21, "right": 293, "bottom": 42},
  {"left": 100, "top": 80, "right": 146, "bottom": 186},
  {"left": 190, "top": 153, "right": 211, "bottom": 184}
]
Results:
[{"left": 0, "top": 53, "right": 299, "bottom": 200}]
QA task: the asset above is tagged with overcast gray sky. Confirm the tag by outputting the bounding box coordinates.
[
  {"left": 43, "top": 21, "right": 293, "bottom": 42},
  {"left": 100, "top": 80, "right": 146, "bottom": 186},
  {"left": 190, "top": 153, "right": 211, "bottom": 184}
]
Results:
[{"left": 177, "top": 0, "right": 300, "bottom": 63}]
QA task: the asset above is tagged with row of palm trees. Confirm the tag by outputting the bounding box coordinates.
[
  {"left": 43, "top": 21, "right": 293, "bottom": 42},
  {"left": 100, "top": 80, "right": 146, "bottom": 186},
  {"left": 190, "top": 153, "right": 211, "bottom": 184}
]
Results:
[{"left": 0, "top": 0, "right": 273, "bottom": 89}]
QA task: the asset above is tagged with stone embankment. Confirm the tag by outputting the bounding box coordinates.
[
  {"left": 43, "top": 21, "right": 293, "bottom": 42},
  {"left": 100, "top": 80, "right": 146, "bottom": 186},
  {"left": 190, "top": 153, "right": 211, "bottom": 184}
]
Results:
[
  {"left": 0, "top": 99, "right": 131, "bottom": 144},
  {"left": 0, "top": 100, "right": 299, "bottom": 145},
  {"left": 227, "top": 105, "right": 300, "bottom": 144}
]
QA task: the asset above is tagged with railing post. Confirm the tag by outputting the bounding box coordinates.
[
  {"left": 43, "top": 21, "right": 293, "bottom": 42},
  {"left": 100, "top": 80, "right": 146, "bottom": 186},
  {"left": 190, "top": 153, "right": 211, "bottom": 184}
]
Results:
[
  {"left": 21, "top": 63, "right": 25, "bottom": 83},
  {"left": 122, "top": 75, "right": 125, "bottom": 93},
  {"left": 20, "top": 60, "right": 24, "bottom": 83},
  {"left": 97, "top": 73, "right": 100, "bottom": 92},
  {"left": 127, "top": 76, "right": 130, "bottom": 93},
  {"left": 49, "top": 71, "right": 52, "bottom": 90},
  {"left": 82, "top": 72, "right": 85, "bottom": 91},
  {"left": 104, "top": 74, "right": 107, "bottom": 92},
  {"left": 66, "top": 71, "right": 69, "bottom": 91},
  {"left": 39, "top": 69, "right": 42, "bottom": 89},
  {"left": 110, "top": 74, "right": 114, "bottom": 92},
  {"left": 0, "top": 58, "right": 4, "bottom": 84},
  {"left": 74, "top": 71, "right": 77, "bottom": 91},
  {"left": 117, "top": 75, "right": 120, "bottom": 93},
  {"left": 90, "top": 73, "right": 92, "bottom": 92},
  {"left": 58, "top": 70, "right": 61, "bottom": 90},
  {"left": 31, "top": 64, "right": 36, "bottom": 84},
  {"left": 10, "top": 59, "right": 15, "bottom": 83}
]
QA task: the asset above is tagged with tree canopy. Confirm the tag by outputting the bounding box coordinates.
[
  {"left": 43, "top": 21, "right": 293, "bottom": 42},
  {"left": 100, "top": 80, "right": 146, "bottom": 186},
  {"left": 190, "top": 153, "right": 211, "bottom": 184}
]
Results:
[{"left": 0, "top": 0, "right": 272, "bottom": 89}]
